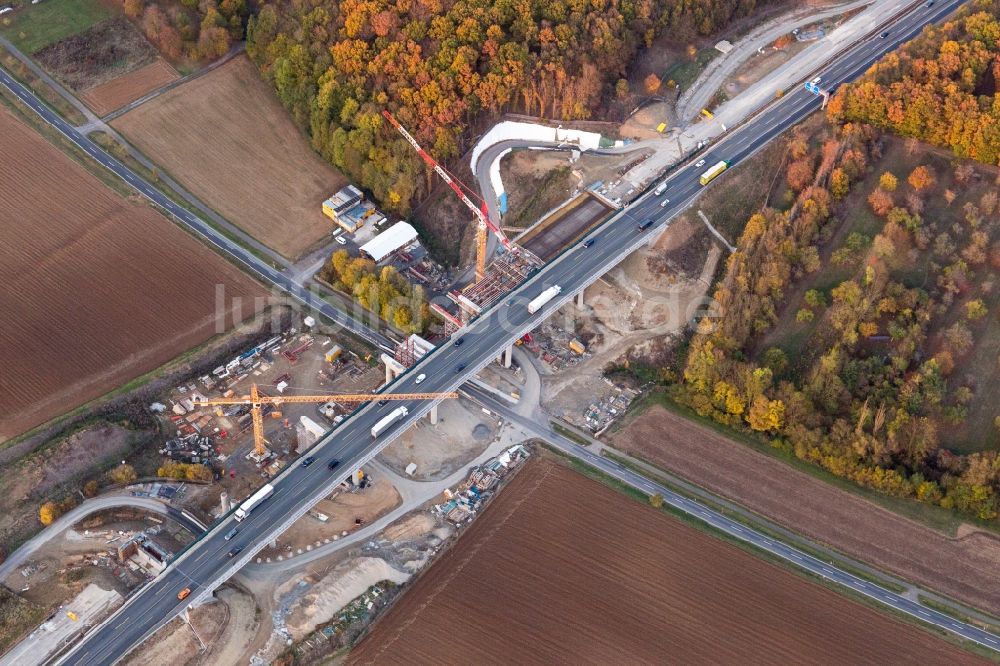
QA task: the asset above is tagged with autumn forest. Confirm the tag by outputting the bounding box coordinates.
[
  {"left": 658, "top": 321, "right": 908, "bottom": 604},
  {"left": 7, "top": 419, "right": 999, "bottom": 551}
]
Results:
[{"left": 244, "top": 0, "right": 774, "bottom": 216}]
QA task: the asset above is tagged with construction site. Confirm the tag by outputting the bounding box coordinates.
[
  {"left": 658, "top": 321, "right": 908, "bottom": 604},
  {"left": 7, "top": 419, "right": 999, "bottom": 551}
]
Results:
[
  {"left": 155, "top": 327, "right": 385, "bottom": 511},
  {"left": 516, "top": 190, "right": 616, "bottom": 261}
]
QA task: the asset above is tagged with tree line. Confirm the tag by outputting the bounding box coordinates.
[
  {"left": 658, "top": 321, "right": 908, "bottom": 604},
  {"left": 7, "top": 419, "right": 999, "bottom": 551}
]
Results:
[
  {"left": 320, "top": 249, "right": 436, "bottom": 334},
  {"left": 831, "top": 0, "right": 1000, "bottom": 165},
  {"left": 672, "top": 121, "right": 1000, "bottom": 522},
  {"left": 124, "top": 0, "right": 248, "bottom": 62},
  {"left": 245, "top": 0, "right": 775, "bottom": 218}
]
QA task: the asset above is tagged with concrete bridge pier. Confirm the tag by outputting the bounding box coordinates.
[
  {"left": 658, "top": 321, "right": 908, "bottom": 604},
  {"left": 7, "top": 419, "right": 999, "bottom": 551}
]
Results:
[
  {"left": 429, "top": 404, "right": 438, "bottom": 425},
  {"left": 381, "top": 353, "right": 405, "bottom": 384},
  {"left": 575, "top": 289, "right": 585, "bottom": 308},
  {"left": 496, "top": 345, "right": 513, "bottom": 368}
]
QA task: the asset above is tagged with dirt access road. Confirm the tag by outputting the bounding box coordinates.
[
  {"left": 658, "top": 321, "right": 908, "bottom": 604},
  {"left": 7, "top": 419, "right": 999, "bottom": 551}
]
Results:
[
  {"left": 611, "top": 405, "right": 1000, "bottom": 617},
  {"left": 350, "top": 456, "right": 979, "bottom": 665},
  {"left": 80, "top": 59, "right": 178, "bottom": 116}
]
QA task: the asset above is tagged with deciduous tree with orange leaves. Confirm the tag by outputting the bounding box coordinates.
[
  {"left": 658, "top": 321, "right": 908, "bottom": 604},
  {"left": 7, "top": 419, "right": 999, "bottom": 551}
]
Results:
[
  {"left": 831, "top": 2, "right": 1000, "bottom": 166},
  {"left": 908, "top": 165, "right": 935, "bottom": 191}
]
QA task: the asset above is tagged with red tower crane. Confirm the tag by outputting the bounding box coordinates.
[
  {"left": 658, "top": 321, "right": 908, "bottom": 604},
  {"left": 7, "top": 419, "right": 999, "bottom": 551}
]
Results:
[{"left": 382, "top": 110, "right": 512, "bottom": 282}]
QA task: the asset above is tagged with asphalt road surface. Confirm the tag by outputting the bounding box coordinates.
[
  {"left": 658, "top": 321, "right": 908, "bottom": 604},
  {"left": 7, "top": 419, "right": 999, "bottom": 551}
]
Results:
[
  {"left": 23, "top": 0, "right": 974, "bottom": 662},
  {"left": 460, "top": 385, "right": 1000, "bottom": 654}
]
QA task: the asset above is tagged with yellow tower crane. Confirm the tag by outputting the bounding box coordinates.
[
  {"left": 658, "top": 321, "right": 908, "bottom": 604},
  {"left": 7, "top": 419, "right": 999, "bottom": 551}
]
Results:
[{"left": 197, "top": 384, "right": 457, "bottom": 457}]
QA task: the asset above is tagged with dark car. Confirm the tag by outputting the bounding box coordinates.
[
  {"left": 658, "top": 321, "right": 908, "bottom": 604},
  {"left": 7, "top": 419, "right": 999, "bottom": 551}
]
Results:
[
  {"left": 301, "top": 456, "right": 315, "bottom": 467},
  {"left": 227, "top": 546, "right": 243, "bottom": 558},
  {"left": 328, "top": 459, "right": 341, "bottom": 470},
  {"left": 638, "top": 219, "right": 655, "bottom": 231},
  {"left": 453, "top": 336, "right": 465, "bottom": 347},
  {"left": 583, "top": 238, "right": 595, "bottom": 248},
  {"left": 880, "top": 31, "right": 889, "bottom": 38},
  {"left": 377, "top": 399, "right": 389, "bottom": 407},
  {"left": 224, "top": 528, "right": 238, "bottom": 541},
  {"left": 455, "top": 363, "right": 466, "bottom": 374}
]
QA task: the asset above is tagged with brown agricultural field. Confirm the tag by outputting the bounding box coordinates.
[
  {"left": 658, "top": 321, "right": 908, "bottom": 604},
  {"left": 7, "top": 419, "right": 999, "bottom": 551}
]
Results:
[
  {"left": 350, "top": 456, "right": 979, "bottom": 665},
  {"left": 80, "top": 59, "right": 178, "bottom": 116},
  {"left": 112, "top": 55, "right": 347, "bottom": 259},
  {"left": 611, "top": 405, "right": 1000, "bottom": 617},
  {"left": 0, "top": 105, "right": 265, "bottom": 442}
]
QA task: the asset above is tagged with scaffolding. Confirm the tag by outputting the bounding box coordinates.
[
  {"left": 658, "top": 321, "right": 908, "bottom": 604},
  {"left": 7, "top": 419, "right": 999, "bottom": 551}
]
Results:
[
  {"left": 430, "top": 303, "right": 463, "bottom": 337},
  {"left": 462, "top": 250, "right": 537, "bottom": 310},
  {"left": 394, "top": 333, "right": 436, "bottom": 367}
]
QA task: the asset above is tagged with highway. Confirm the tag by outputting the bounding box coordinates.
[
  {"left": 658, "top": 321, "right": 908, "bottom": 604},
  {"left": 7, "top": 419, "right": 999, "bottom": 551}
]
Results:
[
  {"left": 460, "top": 385, "right": 1000, "bottom": 654},
  {"left": 31, "top": 0, "right": 974, "bottom": 662},
  {"left": 0, "top": 66, "right": 393, "bottom": 350}
]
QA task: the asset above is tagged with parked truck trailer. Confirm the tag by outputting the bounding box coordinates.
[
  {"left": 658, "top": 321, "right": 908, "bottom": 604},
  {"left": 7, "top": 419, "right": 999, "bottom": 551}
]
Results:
[
  {"left": 371, "top": 406, "right": 409, "bottom": 439},
  {"left": 527, "top": 286, "right": 562, "bottom": 314},
  {"left": 234, "top": 483, "right": 274, "bottom": 521}
]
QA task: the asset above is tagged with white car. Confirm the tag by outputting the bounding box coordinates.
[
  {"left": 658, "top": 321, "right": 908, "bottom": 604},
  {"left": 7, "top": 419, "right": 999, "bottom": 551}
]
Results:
[
  {"left": 695, "top": 159, "right": 706, "bottom": 168},
  {"left": 414, "top": 373, "right": 426, "bottom": 385},
  {"left": 660, "top": 199, "right": 670, "bottom": 207},
  {"left": 335, "top": 236, "right": 347, "bottom": 245}
]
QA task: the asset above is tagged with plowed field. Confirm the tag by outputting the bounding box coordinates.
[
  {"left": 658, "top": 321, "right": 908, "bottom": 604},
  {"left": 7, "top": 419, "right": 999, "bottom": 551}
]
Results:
[
  {"left": 112, "top": 55, "right": 347, "bottom": 259},
  {"left": 80, "top": 59, "right": 178, "bottom": 116},
  {"left": 0, "top": 106, "right": 265, "bottom": 441},
  {"left": 350, "top": 457, "right": 979, "bottom": 665},
  {"left": 610, "top": 405, "right": 1000, "bottom": 617}
]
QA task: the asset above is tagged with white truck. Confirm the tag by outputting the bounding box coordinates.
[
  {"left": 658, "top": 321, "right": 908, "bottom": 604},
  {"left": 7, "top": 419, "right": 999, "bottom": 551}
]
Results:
[
  {"left": 372, "top": 406, "right": 408, "bottom": 439},
  {"left": 234, "top": 483, "right": 273, "bottom": 521},
  {"left": 654, "top": 182, "right": 667, "bottom": 196},
  {"left": 527, "top": 286, "right": 562, "bottom": 314}
]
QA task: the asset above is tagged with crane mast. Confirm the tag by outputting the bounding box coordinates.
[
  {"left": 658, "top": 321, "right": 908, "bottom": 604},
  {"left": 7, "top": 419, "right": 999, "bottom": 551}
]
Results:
[
  {"left": 382, "top": 110, "right": 511, "bottom": 281},
  {"left": 197, "top": 384, "right": 457, "bottom": 457}
]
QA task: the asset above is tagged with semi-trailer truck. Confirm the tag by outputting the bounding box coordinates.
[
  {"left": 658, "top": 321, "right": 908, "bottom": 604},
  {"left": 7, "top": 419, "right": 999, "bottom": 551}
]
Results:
[
  {"left": 372, "top": 406, "right": 408, "bottom": 439},
  {"left": 234, "top": 483, "right": 274, "bottom": 521},
  {"left": 527, "top": 286, "right": 562, "bottom": 314},
  {"left": 699, "top": 160, "right": 728, "bottom": 185}
]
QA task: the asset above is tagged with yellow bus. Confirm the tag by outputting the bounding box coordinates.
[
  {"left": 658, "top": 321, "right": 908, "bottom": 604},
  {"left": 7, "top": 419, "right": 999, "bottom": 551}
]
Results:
[{"left": 699, "top": 160, "right": 728, "bottom": 186}]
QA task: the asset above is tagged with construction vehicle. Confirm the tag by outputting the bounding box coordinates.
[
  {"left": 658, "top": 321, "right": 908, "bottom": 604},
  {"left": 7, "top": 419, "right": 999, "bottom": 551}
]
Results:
[
  {"left": 699, "top": 160, "right": 729, "bottom": 186},
  {"left": 382, "top": 110, "right": 526, "bottom": 282},
  {"left": 372, "top": 406, "right": 409, "bottom": 439},
  {"left": 235, "top": 483, "right": 274, "bottom": 521},
  {"left": 196, "top": 384, "right": 456, "bottom": 457},
  {"left": 528, "top": 286, "right": 562, "bottom": 314}
]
